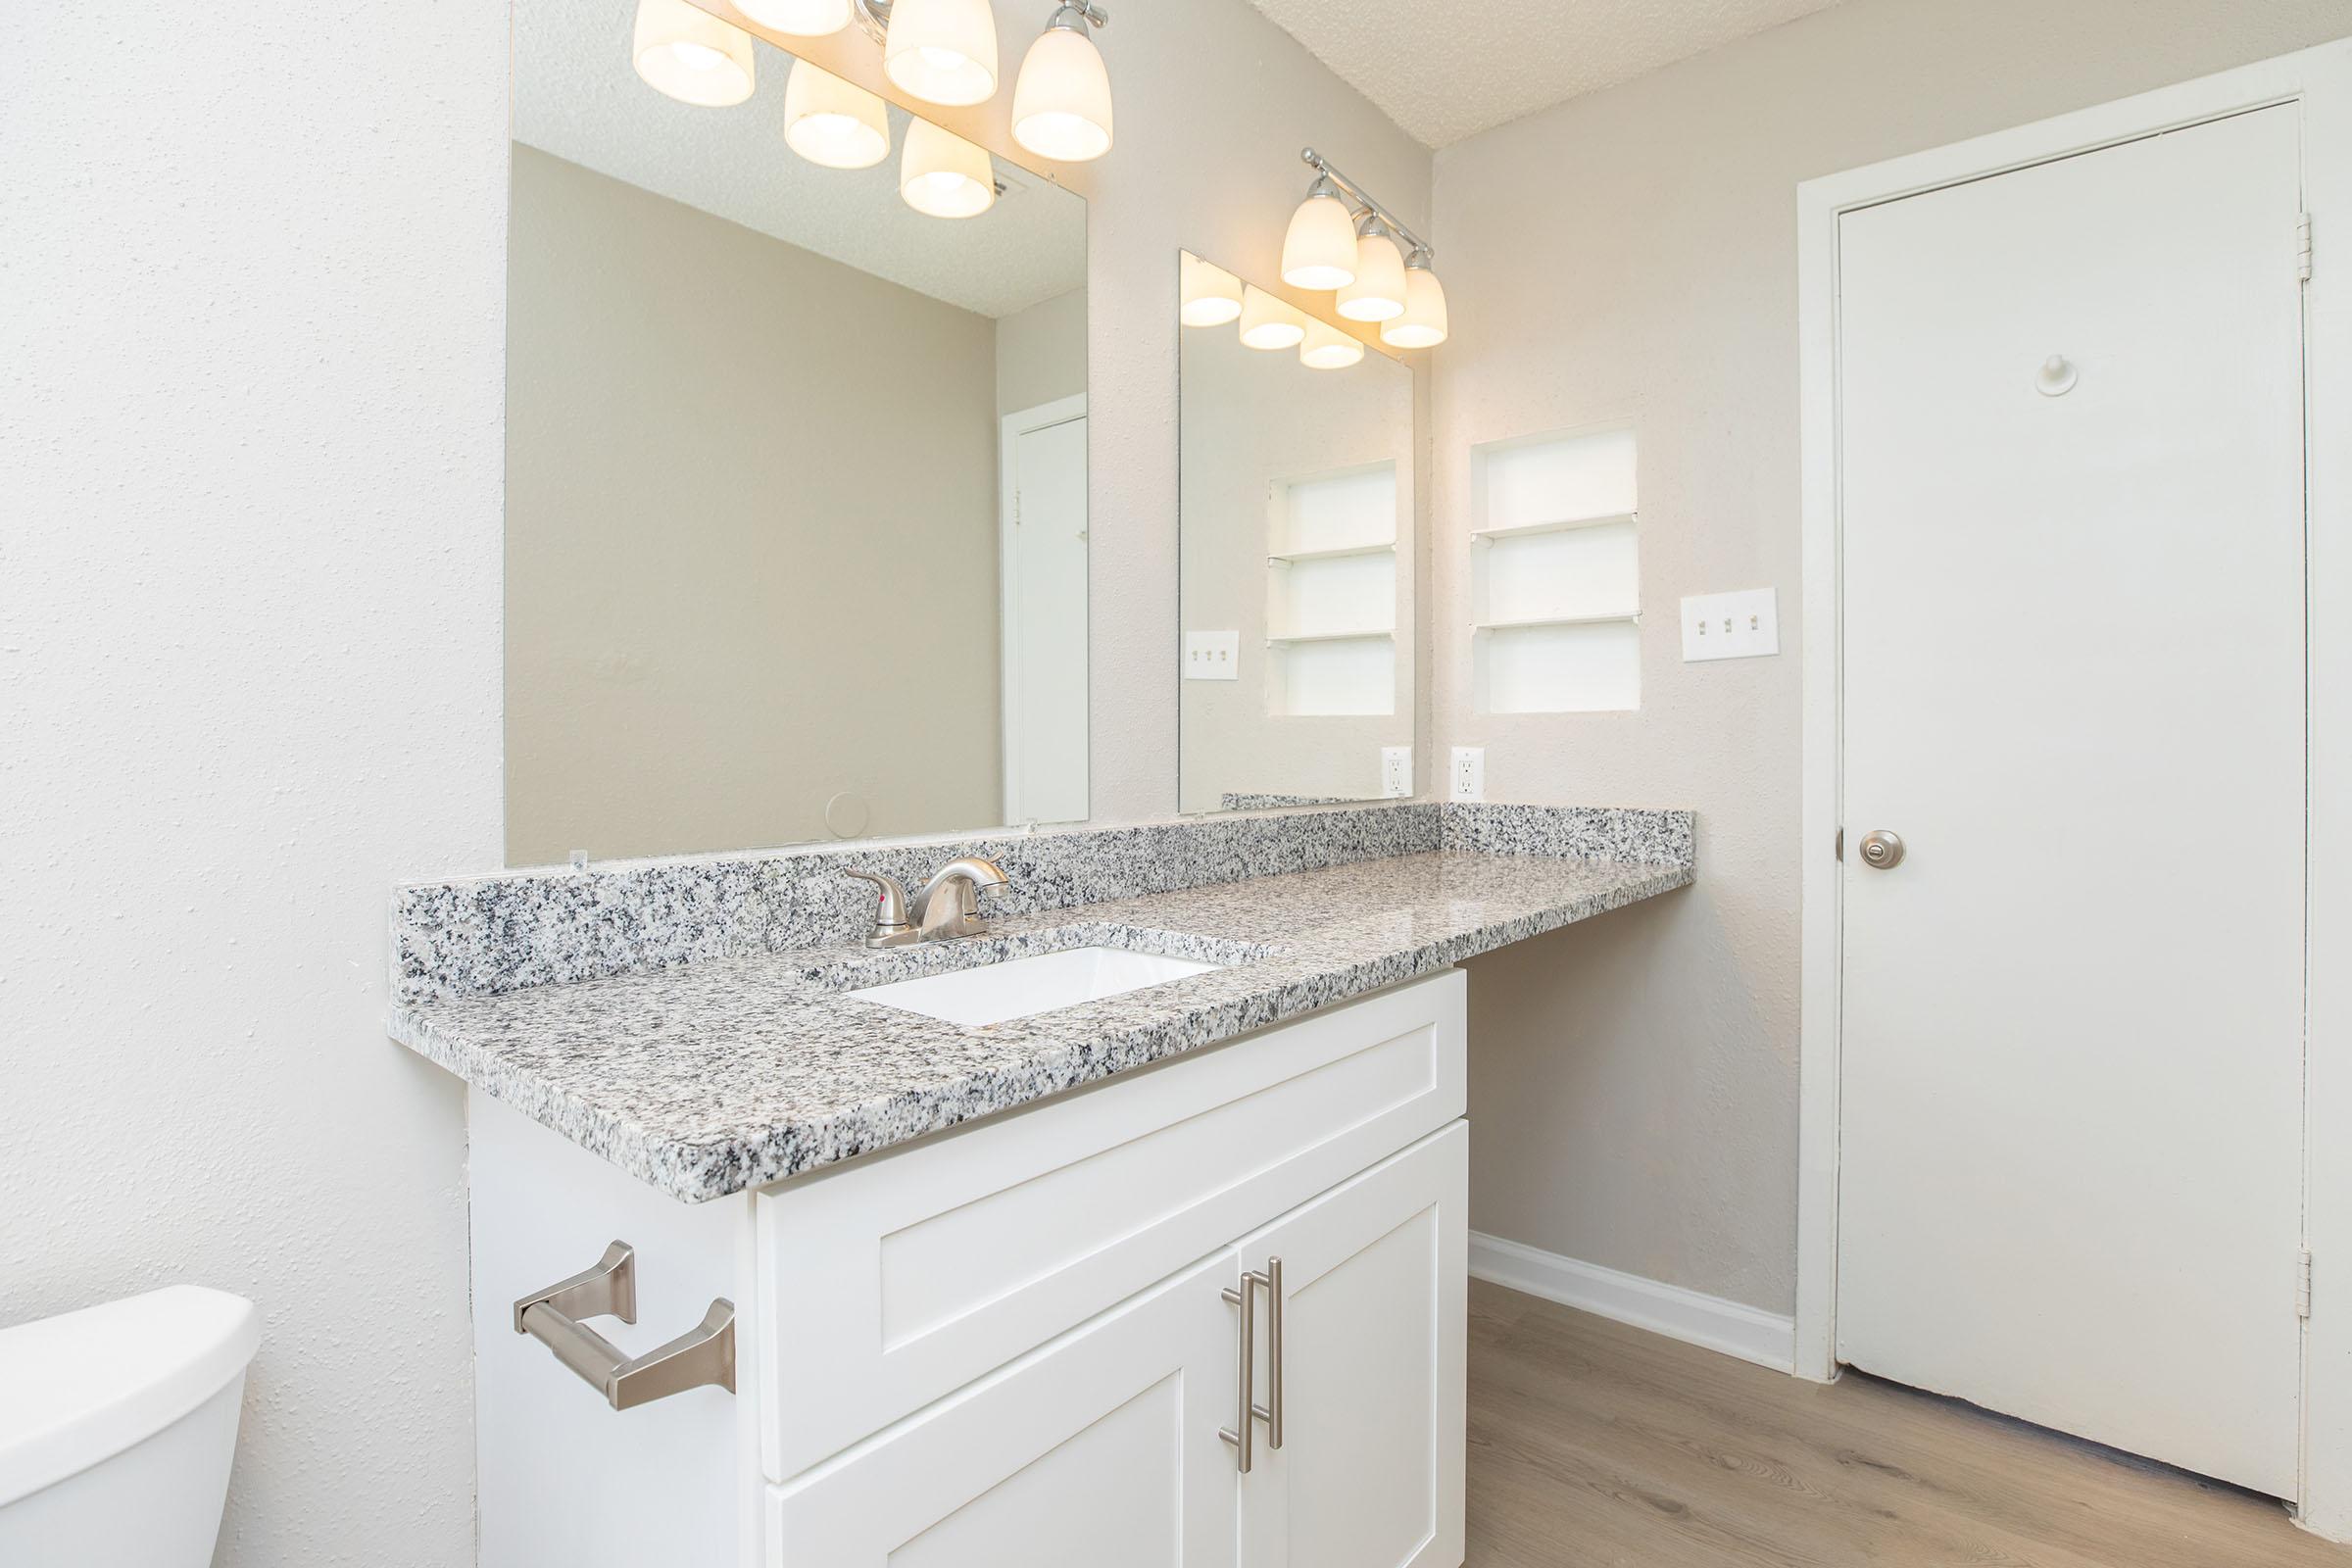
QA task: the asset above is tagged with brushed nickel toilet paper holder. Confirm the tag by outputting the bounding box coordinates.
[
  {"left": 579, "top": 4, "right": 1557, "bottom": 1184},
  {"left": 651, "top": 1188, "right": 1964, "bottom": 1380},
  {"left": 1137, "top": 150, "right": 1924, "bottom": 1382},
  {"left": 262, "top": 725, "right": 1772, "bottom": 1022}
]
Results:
[{"left": 514, "top": 1241, "right": 735, "bottom": 1410}]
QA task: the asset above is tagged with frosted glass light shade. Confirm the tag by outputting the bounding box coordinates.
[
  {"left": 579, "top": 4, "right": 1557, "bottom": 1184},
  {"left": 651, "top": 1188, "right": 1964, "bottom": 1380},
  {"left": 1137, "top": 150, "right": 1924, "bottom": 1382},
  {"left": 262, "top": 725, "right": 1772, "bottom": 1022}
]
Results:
[
  {"left": 1299, "top": 318, "right": 1364, "bottom": 370},
  {"left": 783, "top": 60, "right": 890, "bottom": 169},
  {"left": 884, "top": 0, "right": 999, "bottom": 107},
  {"left": 1180, "top": 254, "right": 1243, "bottom": 326},
  {"left": 1011, "top": 23, "right": 1113, "bottom": 161},
  {"left": 1281, "top": 191, "right": 1357, "bottom": 290},
  {"left": 632, "top": 0, "right": 756, "bottom": 107},
  {"left": 901, "top": 120, "right": 996, "bottom": 217},
  {"left": 1238, "top": 286, "right": 1306, "bottom": 351},
  {"left": 1335, "top": 227, "right": 1407, "bottom": 322},
  {"left": 737, "top": 0, "right": 853, "bottom": 35},
  {"left": 1382, "top": 266, "right": 1448, "bottom": 348}
]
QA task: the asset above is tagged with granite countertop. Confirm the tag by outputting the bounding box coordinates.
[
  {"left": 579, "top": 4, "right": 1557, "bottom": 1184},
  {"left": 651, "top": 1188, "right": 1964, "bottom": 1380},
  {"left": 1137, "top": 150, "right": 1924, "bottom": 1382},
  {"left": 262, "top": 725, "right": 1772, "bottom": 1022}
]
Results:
[{"left": 391, "top": 846, "right": 1690, "bottom": 1203}]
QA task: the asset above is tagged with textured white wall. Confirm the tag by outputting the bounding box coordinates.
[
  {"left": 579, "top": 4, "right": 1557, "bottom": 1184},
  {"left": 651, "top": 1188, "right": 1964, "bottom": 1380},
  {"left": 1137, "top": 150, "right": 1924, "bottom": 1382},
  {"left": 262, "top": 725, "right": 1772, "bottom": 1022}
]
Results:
[
  {"left": 1, "top": 1, "right": 506, "bottom": 1564},
  {"left": 1434, "top": 0, "right": 2352, "bottom": 1314}
]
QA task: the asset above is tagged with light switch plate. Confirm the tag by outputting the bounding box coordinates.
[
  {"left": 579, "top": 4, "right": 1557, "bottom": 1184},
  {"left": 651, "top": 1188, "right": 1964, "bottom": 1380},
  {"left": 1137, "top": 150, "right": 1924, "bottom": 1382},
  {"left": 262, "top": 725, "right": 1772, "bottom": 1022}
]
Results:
[
  {"left": 1680, "top": 588, "right": 1780, "bottom": 662},
  {"left": 1381, "top": 746, "right": 1412, "bottom": 799},
  {"left": 1449, "top": 747, "right": 1485, "bottom": 802},
  {"left": 1184, "top": 630, "right": 1240, "bottom": 680}
]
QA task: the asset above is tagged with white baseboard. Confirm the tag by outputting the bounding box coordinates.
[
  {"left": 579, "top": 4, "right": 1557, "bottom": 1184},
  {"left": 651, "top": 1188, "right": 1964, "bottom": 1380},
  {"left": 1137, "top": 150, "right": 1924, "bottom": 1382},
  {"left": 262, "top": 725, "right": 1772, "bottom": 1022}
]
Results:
[{"left": 1469, "top": 1231, "right": 1797, "bottom": 1374}]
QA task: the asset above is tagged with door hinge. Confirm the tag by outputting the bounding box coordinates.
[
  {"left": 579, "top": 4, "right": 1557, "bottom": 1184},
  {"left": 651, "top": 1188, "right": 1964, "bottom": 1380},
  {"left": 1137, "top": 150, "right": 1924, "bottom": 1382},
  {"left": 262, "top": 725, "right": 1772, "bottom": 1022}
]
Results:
[
  {"left": 2298, "top": 213, "right": 2314, "bottom": 283},
  {"left": 2297, "top": 1248, "right": 2314, "bottom": 1320}
]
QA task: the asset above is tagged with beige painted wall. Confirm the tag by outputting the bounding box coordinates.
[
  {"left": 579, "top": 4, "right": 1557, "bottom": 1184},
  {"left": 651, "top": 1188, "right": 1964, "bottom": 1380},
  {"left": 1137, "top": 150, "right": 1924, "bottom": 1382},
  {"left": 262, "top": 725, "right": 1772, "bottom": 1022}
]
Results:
[
  {"left": 1435, "top": 0, "right": 2352, "bottom": 1314},
  {"left": 505, "top": 145, "right": 1007, "bottom": 864},
  {"left": 1179, "top": 289, "right": 1415, "bottom": 812},
  {"left": 728, "top": 1, "right": 1435, "bottom": 824},
  {"left": 998, "top": 287, "right": 1087, "bottom": 417}
]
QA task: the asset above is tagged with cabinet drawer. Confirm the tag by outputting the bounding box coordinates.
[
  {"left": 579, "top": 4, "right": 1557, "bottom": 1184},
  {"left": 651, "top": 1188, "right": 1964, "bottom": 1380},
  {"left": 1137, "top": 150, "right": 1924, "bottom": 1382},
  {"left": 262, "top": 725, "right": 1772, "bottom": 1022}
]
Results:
[{"left": 754, "top": 968, "right": 1466, "bottom": 1481}]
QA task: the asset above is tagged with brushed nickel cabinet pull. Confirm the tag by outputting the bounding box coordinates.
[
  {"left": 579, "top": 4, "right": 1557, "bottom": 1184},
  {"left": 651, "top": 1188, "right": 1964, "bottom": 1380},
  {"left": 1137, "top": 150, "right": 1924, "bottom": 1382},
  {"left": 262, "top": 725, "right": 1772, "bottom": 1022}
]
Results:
[
  {"left": 513, "top": 1241, "right": 736, "bottom": 1411},
  {"left": 1220, "top": 1262, "right": 1278, "bottom": 1470}
]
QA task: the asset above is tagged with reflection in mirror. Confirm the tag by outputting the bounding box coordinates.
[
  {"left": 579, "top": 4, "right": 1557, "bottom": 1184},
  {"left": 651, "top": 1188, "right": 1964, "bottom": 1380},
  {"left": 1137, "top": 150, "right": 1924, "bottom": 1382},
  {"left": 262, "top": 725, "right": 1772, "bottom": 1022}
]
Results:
[
  {"left": 1178, "top": 252, "right": 1416, "bottom": 814},
  {"left": 504, "top": 0, "right": 1088, "bottom": 866}
]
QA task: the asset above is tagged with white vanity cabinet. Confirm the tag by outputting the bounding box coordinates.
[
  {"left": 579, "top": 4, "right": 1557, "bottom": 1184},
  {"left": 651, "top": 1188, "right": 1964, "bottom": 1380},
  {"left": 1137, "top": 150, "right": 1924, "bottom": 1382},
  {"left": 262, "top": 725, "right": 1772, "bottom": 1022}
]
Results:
[{"left": 469, "top": 969, "right": 1468, "bottom": 1568}]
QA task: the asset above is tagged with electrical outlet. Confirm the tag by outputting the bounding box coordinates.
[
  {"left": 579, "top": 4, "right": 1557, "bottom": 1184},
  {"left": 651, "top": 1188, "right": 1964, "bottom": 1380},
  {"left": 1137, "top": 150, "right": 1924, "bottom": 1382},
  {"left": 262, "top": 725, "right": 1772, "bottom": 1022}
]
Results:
[
  {"left": 1449, "top": 747, "right": 1485, "bottom": 802},
  {"left": 1381, "top": 746, "right": 1412, "bottom": 799},
  {"left": 1183, "top": 630, "right": 1240, "bottom": 680},
  {"left": 1681, "top": 588, "right": 1780, "bottom": 662}
]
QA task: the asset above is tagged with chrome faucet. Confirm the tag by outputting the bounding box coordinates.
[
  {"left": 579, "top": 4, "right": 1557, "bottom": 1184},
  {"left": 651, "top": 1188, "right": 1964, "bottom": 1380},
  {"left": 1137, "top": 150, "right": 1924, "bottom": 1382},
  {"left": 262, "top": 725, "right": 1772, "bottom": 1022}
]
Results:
[{"left": 844, "top": 857, "right": 1009, "bottom": 948}]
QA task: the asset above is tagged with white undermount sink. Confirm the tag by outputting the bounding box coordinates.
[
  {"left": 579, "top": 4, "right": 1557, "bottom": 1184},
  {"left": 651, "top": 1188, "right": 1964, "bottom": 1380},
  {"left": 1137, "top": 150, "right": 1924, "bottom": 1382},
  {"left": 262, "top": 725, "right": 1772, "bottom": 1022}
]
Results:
[{"left": 848, "top": 946, "right": 1222, "bottom": 1027}]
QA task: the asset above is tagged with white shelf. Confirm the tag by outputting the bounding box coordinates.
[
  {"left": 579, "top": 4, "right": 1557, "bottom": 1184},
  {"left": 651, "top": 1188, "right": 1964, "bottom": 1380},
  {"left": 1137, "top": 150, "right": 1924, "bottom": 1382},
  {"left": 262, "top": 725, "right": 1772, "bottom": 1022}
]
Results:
[
  {"left": 1267, "top": 541, "right": 1396, "bottom": 564},
  {"left": 1266, "top": 626, "right": 1396, "bottom": 645},
  {"left": 1473, "top": 610, "right": 1641, "bottom": 632},
  {"left": 1469, "top": 511, "right": 1639, "bottom": 543}
]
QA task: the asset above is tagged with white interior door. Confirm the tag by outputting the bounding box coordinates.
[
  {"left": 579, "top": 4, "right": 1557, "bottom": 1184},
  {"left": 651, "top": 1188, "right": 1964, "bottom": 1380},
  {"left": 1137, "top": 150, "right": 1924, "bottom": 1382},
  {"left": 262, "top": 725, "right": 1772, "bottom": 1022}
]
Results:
[
  {"left": 1236, "top": 1123, "right": 1467, "bottom": 1568},
  {"left": 1836, "top": 106, "right": 2308, "bottom": 1495},
  {"left": 1001, "top": 400, "right": 1089, "bottom": 825},
  {"left": 767, "top": 1249, "right": 1239, "bottom": 1567}
]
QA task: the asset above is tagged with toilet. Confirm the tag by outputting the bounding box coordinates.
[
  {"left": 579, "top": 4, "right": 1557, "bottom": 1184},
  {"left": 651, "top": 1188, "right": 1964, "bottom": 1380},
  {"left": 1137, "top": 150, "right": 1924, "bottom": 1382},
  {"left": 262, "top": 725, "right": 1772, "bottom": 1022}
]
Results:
[{"left": 0, "top": 1286, "right": 261, "bottom": 1566}]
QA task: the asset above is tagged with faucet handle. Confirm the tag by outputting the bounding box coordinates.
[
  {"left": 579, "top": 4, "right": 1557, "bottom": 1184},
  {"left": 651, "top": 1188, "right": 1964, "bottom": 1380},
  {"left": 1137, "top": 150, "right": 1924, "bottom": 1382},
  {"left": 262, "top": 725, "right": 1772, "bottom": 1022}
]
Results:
[{"left": 844, "top": 869, "right": 916, "bottom": 948}]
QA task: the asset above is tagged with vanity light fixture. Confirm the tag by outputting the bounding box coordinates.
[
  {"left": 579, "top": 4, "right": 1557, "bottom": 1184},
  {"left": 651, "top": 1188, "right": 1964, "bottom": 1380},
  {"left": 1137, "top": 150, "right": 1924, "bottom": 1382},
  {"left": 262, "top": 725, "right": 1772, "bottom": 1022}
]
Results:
[
  {"left": 632, "top": 0, "right": 758, "bottom": 107},
  {"left": 878, "top": 0, "right": 999, "bottom": 106},
  {"left": 1179, "top": 253, "right": 1244, "bottom": 326},
  {"left": 1010, "top": 3, "right": 1113, "bottom": 162},
  {"left": 901, "top": 120, "right": 997, "bottom": 216},
  {"left": 1299, "top": 318, "right": 1365, "bottom": 370},
  {"left": 1282, "top": 148, "right": 1446, "bottom": 345},
  {"left": 783, "top": 59, "right": 892, "bottom": 168},
  {"left": 736, "top": 0, "right": 856, "bottom": 35},
  {"left": 1335, "top": 213, "right": 1407, "bottom": 323},
  {"left": 1382, "top": 251, "right": 1448, "bottom": 348},
  {"left": 1280, "top": 177, "right": 1357, "bottom": 290},
  {"left": 1237, "top": 285, "right": 1307, "bottom": 351}
]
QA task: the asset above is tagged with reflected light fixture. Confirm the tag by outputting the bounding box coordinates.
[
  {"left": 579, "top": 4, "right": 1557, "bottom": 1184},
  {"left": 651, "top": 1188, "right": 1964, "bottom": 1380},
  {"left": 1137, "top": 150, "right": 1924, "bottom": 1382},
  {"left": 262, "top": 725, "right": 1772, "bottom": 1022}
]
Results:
[
  {"left": 880, "top": 0, "right": 1000, "bottom": 106},
  {"left": 1299, "top": 318, "right": 1365, "bottom": 370},
  {"left": 1237, "top": 285, "right": 1306, "bottom": 351},
  {"left": 901, "top": 120, "right": 997, "bottom": 217},
  {"left": 1335, "top": 214, "right": 1407, "bottom": 322},
  {"left": 737, "top": 0, "right": 855, "bottom": 34},
  {"left": 1281, "top": 177, "right": 1356, "bottom": 290},
  {"left": 783, "top": 59, "right": 891, "bottom": 168},
  {"left": 632, "top": 0, "right": 758, "bottom": 107},
  {"left": 1011, "top": 3, "right": 1113, "bottom": 162},
  {"left": 1179, "top": 254, "right": 1244, "bottom": 326},
  {"left": 1382, "top": 251, "right": 1448, "bottom": 348}
]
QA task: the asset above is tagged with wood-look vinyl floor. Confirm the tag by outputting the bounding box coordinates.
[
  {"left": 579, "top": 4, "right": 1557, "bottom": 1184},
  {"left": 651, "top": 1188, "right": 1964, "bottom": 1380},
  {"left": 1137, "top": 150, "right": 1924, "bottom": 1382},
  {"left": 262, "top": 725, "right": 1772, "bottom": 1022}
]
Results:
[{"left": 1467, "top": 1280, "right": 2345, "bottom": 1567}]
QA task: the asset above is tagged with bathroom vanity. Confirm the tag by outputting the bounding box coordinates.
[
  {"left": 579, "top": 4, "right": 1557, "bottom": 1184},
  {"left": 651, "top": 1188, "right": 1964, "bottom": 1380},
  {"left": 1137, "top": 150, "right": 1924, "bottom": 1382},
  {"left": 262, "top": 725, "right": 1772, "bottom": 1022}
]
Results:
[{"left": 391, "top": 802, "right": 1691, "bottom": 1566}]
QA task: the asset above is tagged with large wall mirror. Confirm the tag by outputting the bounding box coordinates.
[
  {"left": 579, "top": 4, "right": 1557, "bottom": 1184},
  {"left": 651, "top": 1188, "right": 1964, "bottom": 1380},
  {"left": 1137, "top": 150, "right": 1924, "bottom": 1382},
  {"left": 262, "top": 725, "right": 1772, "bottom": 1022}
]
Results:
[
  {"left": 1178, "top": 252, "right": 1417, "bottom": 813},
  {"left": 504, "top": 0, "right": 1088, "bottom": 866}
]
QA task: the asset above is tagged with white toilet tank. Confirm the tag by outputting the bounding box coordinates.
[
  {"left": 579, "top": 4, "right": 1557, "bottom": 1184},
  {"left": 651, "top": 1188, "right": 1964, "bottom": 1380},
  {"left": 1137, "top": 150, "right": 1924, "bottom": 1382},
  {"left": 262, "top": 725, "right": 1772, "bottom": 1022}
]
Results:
[{"left": 0, "top": 1286, "right": 261, "bottom": 1567}]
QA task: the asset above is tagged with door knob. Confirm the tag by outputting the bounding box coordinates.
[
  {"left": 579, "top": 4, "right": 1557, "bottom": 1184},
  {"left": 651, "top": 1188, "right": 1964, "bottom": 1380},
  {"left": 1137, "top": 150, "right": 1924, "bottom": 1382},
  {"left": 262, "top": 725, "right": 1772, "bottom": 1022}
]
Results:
[{"left": 1858, "top": 830, "right": 1905, "bottom": 869}]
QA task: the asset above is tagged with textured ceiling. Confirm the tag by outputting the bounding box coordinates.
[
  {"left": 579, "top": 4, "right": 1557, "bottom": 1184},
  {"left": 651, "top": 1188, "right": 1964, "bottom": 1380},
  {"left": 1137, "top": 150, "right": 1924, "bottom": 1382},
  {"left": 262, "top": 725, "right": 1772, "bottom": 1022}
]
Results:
[
  {"left": 1244, "top": 0, "right": 1847, "bottom": 148},
  {"left": 513, "top": 0, "right": 1084, "bottom": 318}
]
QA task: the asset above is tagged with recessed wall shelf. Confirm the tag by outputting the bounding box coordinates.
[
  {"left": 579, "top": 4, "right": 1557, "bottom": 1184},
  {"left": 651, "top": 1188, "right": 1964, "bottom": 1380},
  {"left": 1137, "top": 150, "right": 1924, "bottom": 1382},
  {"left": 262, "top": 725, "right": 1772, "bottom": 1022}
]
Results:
[
  {"left": 1469, "top": 511, "right": 1639, "bottom": 543},
  {"left": 1266, "top": 462, "right": 1399, "bottom": 717},
  {"left": 1472, "top": 610, "right": 1641, "bottom": 632},
  {"left": 1469, "top": 428, "right": 1642, "bottom": 714},
  {"left": 1267, "top": 626, "right": 1396, "bottom": 645}
]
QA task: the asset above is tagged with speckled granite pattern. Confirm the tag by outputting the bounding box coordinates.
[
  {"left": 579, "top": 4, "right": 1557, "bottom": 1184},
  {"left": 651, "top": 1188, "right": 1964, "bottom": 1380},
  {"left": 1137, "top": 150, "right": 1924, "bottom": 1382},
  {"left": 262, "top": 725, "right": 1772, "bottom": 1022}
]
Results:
[
  {"left": 394, "top": 803, "right": 1443, "bottom": 1005},
  {"left": 1218, "top": 792, "right": 1363, "bottom": 811},
  {"left": 391, "top": 846, "right": 1692, "bottom": 1202},
  {"left": 1439, "top": 802, "right": 1692, "bottom": 865}
]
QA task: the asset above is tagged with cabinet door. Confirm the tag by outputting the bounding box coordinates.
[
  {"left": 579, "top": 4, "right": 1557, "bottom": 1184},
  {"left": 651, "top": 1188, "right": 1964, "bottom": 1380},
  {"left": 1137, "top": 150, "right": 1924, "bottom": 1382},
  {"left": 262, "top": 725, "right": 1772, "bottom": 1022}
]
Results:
[
  {"left": 1235, "top": 1122, "right": 1467, "bottom": 1568},
  {"left": 767, "top": 1250, "right": 1243, "bottom": 1568}
]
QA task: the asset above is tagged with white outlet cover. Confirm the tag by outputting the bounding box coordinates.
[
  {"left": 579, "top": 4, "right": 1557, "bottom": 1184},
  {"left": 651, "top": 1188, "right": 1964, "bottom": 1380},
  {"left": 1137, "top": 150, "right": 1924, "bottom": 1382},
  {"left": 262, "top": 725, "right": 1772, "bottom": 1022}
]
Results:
[
  {"left": 1184, "top": 630, "right": 1240, "bottom": 680},
  {"left": 1381, "top": 746, "right": 1412, "bottom": 799},
  {"left": 1680, "top": 588, "right": 1780, "bottom": 662},
  {"left": 1449, "top": 746, "right": 1485, "bottom": 802}
]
